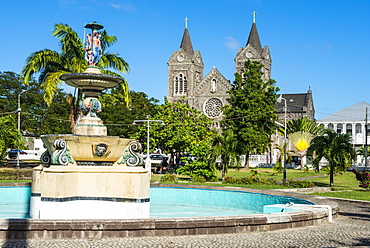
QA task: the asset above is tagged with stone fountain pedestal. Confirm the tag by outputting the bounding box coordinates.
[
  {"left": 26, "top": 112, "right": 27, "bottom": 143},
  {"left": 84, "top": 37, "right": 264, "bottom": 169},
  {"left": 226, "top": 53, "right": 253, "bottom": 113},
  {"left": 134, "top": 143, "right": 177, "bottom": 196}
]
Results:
[{"left": 30, "top": 67, "right": 150, "bottom": 219}]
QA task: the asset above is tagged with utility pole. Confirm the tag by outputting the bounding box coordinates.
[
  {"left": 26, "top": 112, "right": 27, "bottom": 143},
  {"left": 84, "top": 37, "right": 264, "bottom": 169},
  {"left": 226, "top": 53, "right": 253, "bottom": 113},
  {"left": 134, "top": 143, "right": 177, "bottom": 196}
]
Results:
[
  {"left": 133, "top": 117, "right": 164, "bottom": 170},
  {"left": 365, "top": 107, "right": 368, "bottom": 170}
]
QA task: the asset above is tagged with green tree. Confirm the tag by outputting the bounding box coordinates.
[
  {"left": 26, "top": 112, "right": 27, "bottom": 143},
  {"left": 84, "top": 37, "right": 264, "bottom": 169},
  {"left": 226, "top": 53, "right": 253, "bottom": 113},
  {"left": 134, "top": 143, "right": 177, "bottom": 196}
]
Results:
[
  {"left": 222, "top": 60, "right": 279, "bottom": 168},
  {"left": 0, "top": 71, "right": 71, "bottom": 136},
  {"left": 134, "top": 99, "right": 216, "bottom": 178},
  {"left": 99, "top": 89, "right": 159, "bottom": 138},
  {"left": 21, "top": 23, "right": 130, "bottom": 128},
  {"left": 0, "top": 115, "right": 20, "bottom": 160},
  {"left": 208, "top": 129, "right": 240, "bottom": 181},
  {"left": 307, "top": 129, "right": 356, "bottom": 187}
]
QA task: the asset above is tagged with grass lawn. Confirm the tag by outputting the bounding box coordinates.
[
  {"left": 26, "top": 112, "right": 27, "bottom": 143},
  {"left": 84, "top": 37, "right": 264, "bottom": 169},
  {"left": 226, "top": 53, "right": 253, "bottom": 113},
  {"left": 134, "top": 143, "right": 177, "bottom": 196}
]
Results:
[{"left": 152, "top": 168, "right": 370, "bottom": 201}]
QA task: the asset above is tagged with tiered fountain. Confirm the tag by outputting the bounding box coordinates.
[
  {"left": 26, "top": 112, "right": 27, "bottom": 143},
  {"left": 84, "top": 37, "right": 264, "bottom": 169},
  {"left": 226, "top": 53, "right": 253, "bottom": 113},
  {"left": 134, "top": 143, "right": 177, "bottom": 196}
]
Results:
[{"left": 29, "top": 22, "right": 150, "bottom": 219}]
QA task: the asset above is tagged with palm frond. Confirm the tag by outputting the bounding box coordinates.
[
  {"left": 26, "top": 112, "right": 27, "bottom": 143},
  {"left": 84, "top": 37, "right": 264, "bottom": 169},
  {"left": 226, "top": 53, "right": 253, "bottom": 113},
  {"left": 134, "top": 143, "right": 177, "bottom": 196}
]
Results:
[
  {"left": 53, "top": 23, "right": 83, "bottom": 56},
  {"left": 99, "top": 53, "right": 130, "bottom": 73},
  {"left": 99, "top": 30, "right": 117, "bottom": 51},
  {"left": 41, "top": 70, "right": 69, "bottom": 105},
  {"left": 21, "top": 49, "right": 63, "bottom": 84}
]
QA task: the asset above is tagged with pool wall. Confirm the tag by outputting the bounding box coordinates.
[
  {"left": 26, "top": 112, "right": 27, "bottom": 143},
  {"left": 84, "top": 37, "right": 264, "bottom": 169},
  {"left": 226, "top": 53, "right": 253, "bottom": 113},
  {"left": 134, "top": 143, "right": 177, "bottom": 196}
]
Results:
[{"left": 0, "top": 183, "right": 338, "bottom": 239}]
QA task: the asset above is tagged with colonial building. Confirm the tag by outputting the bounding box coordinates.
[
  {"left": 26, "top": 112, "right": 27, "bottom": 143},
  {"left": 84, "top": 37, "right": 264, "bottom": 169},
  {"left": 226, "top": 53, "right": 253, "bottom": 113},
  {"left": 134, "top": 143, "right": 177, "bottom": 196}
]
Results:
[{"left": 317, "top": 101, "right": 370, "bottom": 164}]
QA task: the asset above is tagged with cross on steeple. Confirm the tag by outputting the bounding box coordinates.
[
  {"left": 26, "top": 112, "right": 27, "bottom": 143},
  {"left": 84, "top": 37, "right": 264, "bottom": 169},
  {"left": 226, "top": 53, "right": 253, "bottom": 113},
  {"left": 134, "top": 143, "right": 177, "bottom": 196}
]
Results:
[
  {"left": 252, "top": 11, "right": 257, "bottom": 23},
  {"left": 184, "top": 17, "right": 189, "bottom": 29}
]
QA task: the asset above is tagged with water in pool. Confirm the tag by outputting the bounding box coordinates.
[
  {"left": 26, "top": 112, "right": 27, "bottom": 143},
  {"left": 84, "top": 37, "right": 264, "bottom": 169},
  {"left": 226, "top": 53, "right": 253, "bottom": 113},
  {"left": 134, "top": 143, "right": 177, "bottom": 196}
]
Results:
[{"left": 0, "top": 186, "right": 312, "bottom": 219}]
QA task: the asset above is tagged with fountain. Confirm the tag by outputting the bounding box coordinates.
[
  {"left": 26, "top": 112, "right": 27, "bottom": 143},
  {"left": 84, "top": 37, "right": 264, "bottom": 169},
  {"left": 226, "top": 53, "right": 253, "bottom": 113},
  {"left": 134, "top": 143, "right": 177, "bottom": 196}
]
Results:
[
  {"left": 0, "top": 22, "right": 339, "bottom": 239},
  {"left": 29, "top": 22, "right": 149, "bottom": 219}
]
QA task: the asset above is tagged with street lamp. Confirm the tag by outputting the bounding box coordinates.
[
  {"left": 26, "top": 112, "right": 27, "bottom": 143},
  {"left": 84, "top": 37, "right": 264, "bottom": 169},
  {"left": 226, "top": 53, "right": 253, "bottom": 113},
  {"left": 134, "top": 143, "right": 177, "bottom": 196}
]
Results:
[
  {"left": 17, "top": 90, "right": 27, "bottom": 170},
  {"left": 133, "top": 117, "right": 164, "bottom": 170},
  {"left": 277, "top": 94, "right": 287, "bottom": 182}
]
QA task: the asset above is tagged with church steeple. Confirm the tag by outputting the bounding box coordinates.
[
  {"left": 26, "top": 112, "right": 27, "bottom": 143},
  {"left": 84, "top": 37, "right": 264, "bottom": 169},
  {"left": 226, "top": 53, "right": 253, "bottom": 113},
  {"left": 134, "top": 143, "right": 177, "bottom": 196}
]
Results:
[
  {"left": 246, "top": 22, "right": 262, "bottom": 54},
  {"left": 234, "top": 12, "right": 272, "bottom": 82},
  {"left": 180, "top": 17, "right": 194, "bottom": 56}
]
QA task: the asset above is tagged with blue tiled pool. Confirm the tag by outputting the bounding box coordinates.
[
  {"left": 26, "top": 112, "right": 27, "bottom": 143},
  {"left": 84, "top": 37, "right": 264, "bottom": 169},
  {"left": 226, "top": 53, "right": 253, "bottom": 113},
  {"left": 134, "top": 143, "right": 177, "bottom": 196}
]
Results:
[{"left": 0, "top": 186, "right": 313, "bottom": 219}]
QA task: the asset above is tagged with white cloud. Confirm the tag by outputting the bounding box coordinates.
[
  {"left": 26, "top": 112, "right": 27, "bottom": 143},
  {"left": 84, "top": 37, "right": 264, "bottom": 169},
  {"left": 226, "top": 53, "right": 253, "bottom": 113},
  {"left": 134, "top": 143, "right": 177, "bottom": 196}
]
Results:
[
  {"left": 224, "top": 36, "right": 240, "bottom": 51},
  {"left": 109, "top": 2, "right": 135, "bottom": 12}
]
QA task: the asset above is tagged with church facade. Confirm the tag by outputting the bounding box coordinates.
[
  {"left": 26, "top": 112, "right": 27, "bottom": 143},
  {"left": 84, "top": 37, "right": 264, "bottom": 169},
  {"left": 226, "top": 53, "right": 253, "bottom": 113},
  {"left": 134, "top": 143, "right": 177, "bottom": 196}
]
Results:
[
  {"left": 167, "top": 19, "right": 272, "bottom": 125},
  {"left": 167, "top": 18, "right": 315, "bottom": 166}
]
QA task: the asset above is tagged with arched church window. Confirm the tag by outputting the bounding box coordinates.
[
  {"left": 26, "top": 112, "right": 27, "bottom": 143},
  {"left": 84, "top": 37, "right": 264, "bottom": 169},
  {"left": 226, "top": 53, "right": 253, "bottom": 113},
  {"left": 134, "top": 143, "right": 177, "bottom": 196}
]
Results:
[
  {"left": 174, "top": 74, "right": 187, "bottom": 95},
  {"left": 328, "top": 124, "right": 334, "bottom": 130},
  {"left": 174, "top": 76, "right": 179, "bottom": 94},
  {"left": 210, "top": 79, "right": 216, "bottom": 93}
]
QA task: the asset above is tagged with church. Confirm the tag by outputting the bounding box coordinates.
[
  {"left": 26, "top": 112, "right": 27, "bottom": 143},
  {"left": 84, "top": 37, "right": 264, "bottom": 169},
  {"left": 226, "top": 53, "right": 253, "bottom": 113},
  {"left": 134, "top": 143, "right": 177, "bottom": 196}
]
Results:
[{"left": 167, "top": 16, "right": 315, "bottom": 128}]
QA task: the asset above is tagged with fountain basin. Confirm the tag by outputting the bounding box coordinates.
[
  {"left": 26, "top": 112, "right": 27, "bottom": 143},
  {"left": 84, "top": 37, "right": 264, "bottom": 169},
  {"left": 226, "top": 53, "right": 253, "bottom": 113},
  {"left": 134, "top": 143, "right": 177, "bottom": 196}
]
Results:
[
  {"left": 0, "top": 184, "right": 338, "bottom": 239},
  {"left": 40, "top": 134, "right": 133, "bottom": 164}
]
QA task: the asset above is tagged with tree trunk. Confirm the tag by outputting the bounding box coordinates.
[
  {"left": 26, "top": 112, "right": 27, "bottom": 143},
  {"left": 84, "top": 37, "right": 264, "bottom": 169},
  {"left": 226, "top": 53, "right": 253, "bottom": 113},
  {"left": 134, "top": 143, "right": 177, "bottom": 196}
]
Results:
[
  {"left": 244, "top": 152, "right": 250, "bottom": 170},
  {"left": 330, "top": 164, "right": 334, "bottom": 187},
  {"left": 221, "top": 162, "right": 225, "bottom": 181}
]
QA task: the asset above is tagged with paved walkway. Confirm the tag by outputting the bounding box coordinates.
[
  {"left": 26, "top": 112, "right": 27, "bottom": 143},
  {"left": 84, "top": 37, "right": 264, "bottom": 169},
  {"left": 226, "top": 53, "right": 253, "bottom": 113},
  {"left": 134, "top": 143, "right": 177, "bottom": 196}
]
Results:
[{"left": 1, "top": 199, "right": 369, "bottom": 248}]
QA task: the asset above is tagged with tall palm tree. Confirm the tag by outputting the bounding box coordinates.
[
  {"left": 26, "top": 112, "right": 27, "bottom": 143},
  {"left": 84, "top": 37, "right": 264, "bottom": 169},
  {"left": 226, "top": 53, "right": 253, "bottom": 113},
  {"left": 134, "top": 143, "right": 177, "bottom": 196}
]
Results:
[
  {"left": 21, "top": 23, "right": 130, "bottom": 127},
  {"left": 356, "top": 146, "right": 370, "bottom": 165},
  {"left": 0, "top": 115, "right": 21, "bottom": 160},
  {"left": 307, "top": 129, "right": 356, "bottom": 187},
  {"left": 278, "top": 117, "right": 326, "bottom": 169},
  {"left": 208, "top": 129, "right": 240, "bottom": 181}
]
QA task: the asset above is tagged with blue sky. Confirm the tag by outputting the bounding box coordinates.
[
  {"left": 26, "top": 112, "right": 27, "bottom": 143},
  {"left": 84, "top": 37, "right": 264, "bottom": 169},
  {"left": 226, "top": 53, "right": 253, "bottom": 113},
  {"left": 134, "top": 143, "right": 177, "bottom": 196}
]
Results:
[{"left": 1, "top": 0, "right": 370, "bottom": 120}]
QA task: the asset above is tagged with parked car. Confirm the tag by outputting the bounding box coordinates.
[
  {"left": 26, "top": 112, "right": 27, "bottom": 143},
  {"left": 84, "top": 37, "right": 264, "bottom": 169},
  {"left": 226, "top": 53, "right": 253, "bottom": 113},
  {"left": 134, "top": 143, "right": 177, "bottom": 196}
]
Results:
[
  {"left": 148, "top": 154, "right": 165, "bottom": 164},
  {"left": 7, "top": 150, "right": 27, "bottom": 159}
]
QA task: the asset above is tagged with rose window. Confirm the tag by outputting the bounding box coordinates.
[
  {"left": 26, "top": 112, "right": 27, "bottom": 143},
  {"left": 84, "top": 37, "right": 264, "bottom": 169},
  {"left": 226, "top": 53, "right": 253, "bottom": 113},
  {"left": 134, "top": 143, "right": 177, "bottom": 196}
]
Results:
[{"left": 204, "top": 98, "right": 223, "bottom": 118}]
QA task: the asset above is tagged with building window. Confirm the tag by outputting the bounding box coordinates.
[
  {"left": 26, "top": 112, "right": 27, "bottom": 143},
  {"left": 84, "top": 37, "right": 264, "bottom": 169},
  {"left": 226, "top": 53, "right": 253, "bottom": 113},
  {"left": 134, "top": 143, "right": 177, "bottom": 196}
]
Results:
[
  {"left": 337, "top": 124, "right": 342, "bottom": 134},
  {"left": 346, "top": 124, "right": 352, "bottom": 135},
  {"left": 356, "top": 124, "right": 362, "bottom": 134},
  {"left": 203, "top": 98, "right": 223, "bottom": 118},
  {"left": 328, "top": 123, "right": 334, "bottom": 130},
  {"left": 174, "top": 73, "right": 187, "bottom": 95}
]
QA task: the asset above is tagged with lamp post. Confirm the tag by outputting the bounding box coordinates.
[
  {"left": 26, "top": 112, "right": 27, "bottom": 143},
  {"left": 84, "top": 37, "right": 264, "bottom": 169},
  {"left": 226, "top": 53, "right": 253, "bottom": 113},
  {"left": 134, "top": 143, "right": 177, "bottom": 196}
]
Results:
[
  {"left": 133, "top": 117, "right": 164, "bottom": 170},
  {"left": 277, "top": 94, "right": 287, "bottom": 182},
  {"left": 17, "top": 90, "right": 28, "bottom": 170}
]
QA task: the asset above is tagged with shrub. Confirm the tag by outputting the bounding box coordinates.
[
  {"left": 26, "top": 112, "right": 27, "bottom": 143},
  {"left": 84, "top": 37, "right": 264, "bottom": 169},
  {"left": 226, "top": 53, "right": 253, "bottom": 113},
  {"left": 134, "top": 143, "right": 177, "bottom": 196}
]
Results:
[
  {"left": 352, "top": 169, "right": 370, "bottom": 189},
  {"left": 282, "top": 180, "right": 314, "bottom": 188},
  {"left": 160, "top": 173, "right": 178, "bottom": 183},
  {"left": 223, "top": 175, "right": 276, "bottom": 185},
  {"left": 192, "top": 176, "right": 206, "bottom": 183}
]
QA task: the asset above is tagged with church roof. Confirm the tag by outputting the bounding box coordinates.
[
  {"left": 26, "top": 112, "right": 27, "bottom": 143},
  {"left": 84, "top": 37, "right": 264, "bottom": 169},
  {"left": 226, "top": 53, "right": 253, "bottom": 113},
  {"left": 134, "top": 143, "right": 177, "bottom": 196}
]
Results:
[
  {"left": 275, "top": 93, "right": 311, "bottom": 113},
  {"left": 246, "top": 23, "right": 262, "bottom": 54},
  {"left": 318, "top": 101, "right": 370, "bottom": 122},
  {"left": 180, "top": 28, "right": 194, "bottom": 56}
]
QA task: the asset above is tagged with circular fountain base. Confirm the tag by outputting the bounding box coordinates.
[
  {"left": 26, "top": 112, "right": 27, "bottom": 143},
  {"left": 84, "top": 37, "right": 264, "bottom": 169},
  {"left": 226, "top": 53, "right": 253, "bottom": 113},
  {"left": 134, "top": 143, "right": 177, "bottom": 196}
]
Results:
[
  {"left": 30, "top": 134, "right": 150, "bottom": 219},
  {"left": 30, "top": 166, "right": 150, "bottom": 219}
]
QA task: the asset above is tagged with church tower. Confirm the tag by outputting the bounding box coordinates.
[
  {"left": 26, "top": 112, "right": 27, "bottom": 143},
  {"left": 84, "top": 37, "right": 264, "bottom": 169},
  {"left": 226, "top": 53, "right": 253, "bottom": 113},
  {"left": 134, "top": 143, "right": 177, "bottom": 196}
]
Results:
[
  {"left": 167, "top": 18, "right": 204, "bottom": 104},
  {"left": 234, "top": 12, "right": 272, "bottom": 82}
]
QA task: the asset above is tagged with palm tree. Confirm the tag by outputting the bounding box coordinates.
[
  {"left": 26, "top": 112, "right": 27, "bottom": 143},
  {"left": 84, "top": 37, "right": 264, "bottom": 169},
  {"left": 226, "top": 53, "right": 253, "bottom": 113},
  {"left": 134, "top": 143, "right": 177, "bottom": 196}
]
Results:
[
  {"left": 0, "top": 115, "right": 21, "bottom": 160},
  {"left": 21, "top": 23, "right": 130, "bottom": 128},
  {"left": 208, "top": 129, "right": 240, "bottom": 181},
  {"left": 281, "top": 117, "right": 326, "bottom": 136},
  {"left": 307, "top": 129, "right": 356, "bottom": 187},
  {"left": 279, "top": 117, "right": 326, "bottom": 169},
  {"left": 273, "top": 143, "right": 296, "bottom": 173},
  {"left": 356, "top": 146, "right": 370, "bottom": 165}
]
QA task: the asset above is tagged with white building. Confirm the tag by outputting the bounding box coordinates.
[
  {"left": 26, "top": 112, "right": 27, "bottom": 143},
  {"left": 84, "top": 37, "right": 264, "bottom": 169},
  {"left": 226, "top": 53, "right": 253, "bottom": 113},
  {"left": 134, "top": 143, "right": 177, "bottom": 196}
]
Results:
[{"left": 317, "top": 101, "right": 370, "bottom": 165}]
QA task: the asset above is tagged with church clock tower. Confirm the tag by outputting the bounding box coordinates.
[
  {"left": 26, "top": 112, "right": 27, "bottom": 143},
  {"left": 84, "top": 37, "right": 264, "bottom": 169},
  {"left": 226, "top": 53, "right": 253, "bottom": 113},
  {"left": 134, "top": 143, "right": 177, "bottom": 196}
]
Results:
[
  {"left": 235, "top": 12, "right": 271, "bottom": 82},
  {"left": 167, "top": 18, "right": 204, "bottom": 104}
]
